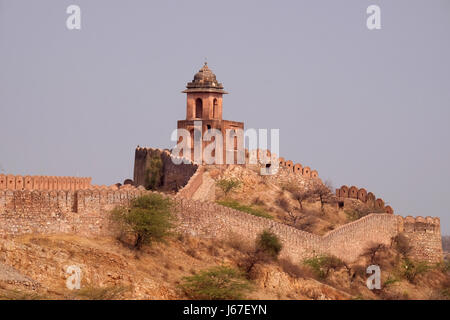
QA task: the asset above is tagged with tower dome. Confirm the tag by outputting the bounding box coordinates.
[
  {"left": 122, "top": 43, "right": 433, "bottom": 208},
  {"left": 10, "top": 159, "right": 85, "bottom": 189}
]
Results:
[{"left": 183, "top": 62, "right": 227, "bottom": 94}]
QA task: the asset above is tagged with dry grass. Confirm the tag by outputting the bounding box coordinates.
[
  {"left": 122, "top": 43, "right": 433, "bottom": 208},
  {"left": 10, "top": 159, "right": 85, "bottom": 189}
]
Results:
[
  {"left": 73, "top": 285, "right": 129, "bottom": 300},
  {"left": 278, "top": 258, "right": 313, "bottom": 278},
  {"left": 0, "top": 287, "right": 47, "bottom": 300}
]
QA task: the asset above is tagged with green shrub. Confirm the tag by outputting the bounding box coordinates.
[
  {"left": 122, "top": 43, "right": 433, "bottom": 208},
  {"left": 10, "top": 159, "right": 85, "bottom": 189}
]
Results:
[
  {"left": 383, "top": 275, "right": 400, "bottom": 288},
  {"left": 145, "top": 155, "right": 163, "bottom": 190},
  {"left": 216, "top": 178, "right": 241, "bottom": 195},
  {"left": 345, "top": 206, "right": 385, "bottom": 222},
  {"left": 217, "top": 200, "right": 272, "bottom": 219},
  {"left": 111, "top": 194, "right": 175, "bottom": 249},
  {"left": 400, "top": 258, "right": 430, "bottom": 283},
  {"left": 344, "top": 209, "right": 362, "bottom": 222},
  {"left": 179, "top": 266, "right": 252, "bottom": 300},
  {"left": 303, "top": 255, "right": 345, "bottom": 279},
  {"left": 256, "top": 230, "right": 282, "bottom": 259}
]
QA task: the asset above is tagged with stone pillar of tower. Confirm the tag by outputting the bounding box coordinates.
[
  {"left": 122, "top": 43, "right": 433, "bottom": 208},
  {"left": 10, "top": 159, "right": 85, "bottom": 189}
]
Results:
[{"left": 177, "top": 63, "right": 244, "bottom": 164}]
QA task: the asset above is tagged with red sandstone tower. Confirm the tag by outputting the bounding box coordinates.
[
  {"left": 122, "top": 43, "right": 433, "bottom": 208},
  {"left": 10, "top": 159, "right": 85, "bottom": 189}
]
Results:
[{"left": 177, "top": 63, "right": 244, "bottom": 163}]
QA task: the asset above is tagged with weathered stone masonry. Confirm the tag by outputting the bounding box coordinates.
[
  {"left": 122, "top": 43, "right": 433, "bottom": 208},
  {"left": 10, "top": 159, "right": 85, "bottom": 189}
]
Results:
[
  {"left": 0, "top": 190, "right": 443, "bottom": 263},
  {"left": 0, "top": 189, "right": 141, "bottom": 237},
  {"left": 133, "top": 147, "right": 198, "bottom": 191}
]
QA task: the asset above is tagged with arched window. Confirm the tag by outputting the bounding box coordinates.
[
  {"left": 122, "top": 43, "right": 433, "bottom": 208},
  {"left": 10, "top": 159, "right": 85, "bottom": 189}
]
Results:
[
  {"left": 213, "top": 98, "right": 218, "bottom": 118},
  {"left": 229, "top": 129, "right": 238, "bottom": 149},
  {"left": 189, "top": 129, "right": 195, "bottom": 148},
  {"left": 195, "top": 98, "right": 203, "bottom": 118}
]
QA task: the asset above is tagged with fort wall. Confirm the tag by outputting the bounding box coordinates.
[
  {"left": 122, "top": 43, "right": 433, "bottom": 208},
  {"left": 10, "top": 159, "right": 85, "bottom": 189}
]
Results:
[
  {"left": 176, "top": 166, "right": 204, "bottom": 199},
  {"left": 0, "top": 190, "right": 442, "bottom": 263},
  {"left": 133, "top": 147, "right": 198, "bottom": 192},
  {"left": 0, "top": 189, "right": 140, "bottom": 237},
  {"left": 397, "top": 215, "right": 443, "bottom": 262}
]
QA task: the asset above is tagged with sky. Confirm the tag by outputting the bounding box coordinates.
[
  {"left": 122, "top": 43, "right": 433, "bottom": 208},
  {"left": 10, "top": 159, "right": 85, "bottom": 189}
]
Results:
[{"left": 0, "top": 0, "right": 449, "bottom": 234}]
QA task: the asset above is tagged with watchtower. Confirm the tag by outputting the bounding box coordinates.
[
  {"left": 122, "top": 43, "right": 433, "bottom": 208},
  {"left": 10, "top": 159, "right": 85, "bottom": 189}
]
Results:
[{"left": 177, "top": 63, "right": 244, "bottom": 163}]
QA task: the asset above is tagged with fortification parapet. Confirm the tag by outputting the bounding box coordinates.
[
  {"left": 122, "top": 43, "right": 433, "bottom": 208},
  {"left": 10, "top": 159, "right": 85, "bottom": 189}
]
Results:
[
  {"left": 268, "top": 155, "right": 320, "bottom": 179},
  {"left": 336, "top": 185, "right": 393, "bottom": 214},
  {"left": 395, "top": 215, "right": 443, "bottom": 262},
  {"left": 0, "top": 174, "right": 92, "bottom": 191},
  {"left": 133, "top": 147, "right": 198, "bottom": 192}
]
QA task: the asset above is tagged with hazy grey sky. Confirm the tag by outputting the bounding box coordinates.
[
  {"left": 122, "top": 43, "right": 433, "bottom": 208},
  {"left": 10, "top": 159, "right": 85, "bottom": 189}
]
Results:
[{"left": 1, "top": 0, "right": 449, "bottom": 233}]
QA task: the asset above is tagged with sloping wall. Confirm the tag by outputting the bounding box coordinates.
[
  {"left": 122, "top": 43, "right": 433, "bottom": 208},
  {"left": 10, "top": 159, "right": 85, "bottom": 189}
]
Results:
[{"left": 0, "top": 190, "right": 443, "bottom": 263}]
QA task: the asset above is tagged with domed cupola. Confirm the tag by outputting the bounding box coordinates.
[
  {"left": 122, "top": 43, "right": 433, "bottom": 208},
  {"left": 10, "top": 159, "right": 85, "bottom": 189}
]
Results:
[{"left": 183, "top": 62, "right": 228, "bottom": 94}]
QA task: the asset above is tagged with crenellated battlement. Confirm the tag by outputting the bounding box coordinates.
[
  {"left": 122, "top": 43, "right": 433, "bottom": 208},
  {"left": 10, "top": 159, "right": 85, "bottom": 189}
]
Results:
[
  {"left": 336, "top": 185, "right": 394, "bottom": 214},
  {"left": 271, "top": 154, "right": 319, "bottom": 179},
  {"left": 396, "top": 215, "right": 441, "bottom": 233},
  {"left": 0, "top": 174, "right": 91, "bottom": 191},
  {"left": 394, "top": 215, "right": 443, "bottom": 262}
]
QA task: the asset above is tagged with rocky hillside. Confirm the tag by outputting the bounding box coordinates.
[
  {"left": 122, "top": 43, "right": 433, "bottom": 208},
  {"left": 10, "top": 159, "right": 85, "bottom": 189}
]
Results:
[
  {"left": 0, "top": 164, "right": 448, "bottom": 300},
  {"left": 0, "top": 234, "right": 351, "bottom": 300},
  {"left": 0, "top": 232, "right": 448, "bottom": 300}
]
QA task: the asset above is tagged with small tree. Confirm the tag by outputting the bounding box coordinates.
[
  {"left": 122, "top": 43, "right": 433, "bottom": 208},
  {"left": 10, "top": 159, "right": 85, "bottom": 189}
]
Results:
[
  {"left": 145, "top": 155, "right": 163, "bottom": 190},
  {"left": 291, "top": 189, "right": 313, "bottom": 211},
  {"left": 286, "top": 210, "right": 302, "bottom": 227},
  {"left": 111, "top": 194, "right": 175, "bottom": 250},
  {"left": 243, "top": 230, "right": 283, "bottom": 274},
  {"left": 310, "top": 182, "right": 334, "bottom": 213},
  {"left": 393, "top": 233, "right": 412, "bottom": 257},
  {"left": 282, "top": 184, "right": 313, "bottom": 211},
  {"left": 216, "top": 178, "right": 241, "bottom": 196},
  {"left": 360, "top": 243, "right": 387, "bottom": 265},
  {"left": 180, "top": 266, "right": 252, "bottom": 300}
]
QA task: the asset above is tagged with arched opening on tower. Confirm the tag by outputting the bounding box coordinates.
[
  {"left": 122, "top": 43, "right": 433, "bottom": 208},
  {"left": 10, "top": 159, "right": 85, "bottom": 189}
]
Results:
[
  {"left": 189, "top": 129, "right": 195, "bottom": 149},
  {"left": 213, "top": 98, "right": 218, "bottom": 118},
  {"left": 195, "top": 98, "right": 203, "bottom": 118}
]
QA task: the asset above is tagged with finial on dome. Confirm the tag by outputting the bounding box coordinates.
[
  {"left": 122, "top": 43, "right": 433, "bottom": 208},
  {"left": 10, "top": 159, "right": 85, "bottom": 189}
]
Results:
[{"left": 182, "top": 60, "right": 228, "bottom": 94}]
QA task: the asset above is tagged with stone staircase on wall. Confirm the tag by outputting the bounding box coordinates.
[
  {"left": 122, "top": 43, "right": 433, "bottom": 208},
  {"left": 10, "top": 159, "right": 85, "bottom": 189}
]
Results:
[
  {"left": 176, "top": 166, "right": 205, "bottom": 199},
  {"left": 191, "top": 171, "right": 215, "bottom": 201}
]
